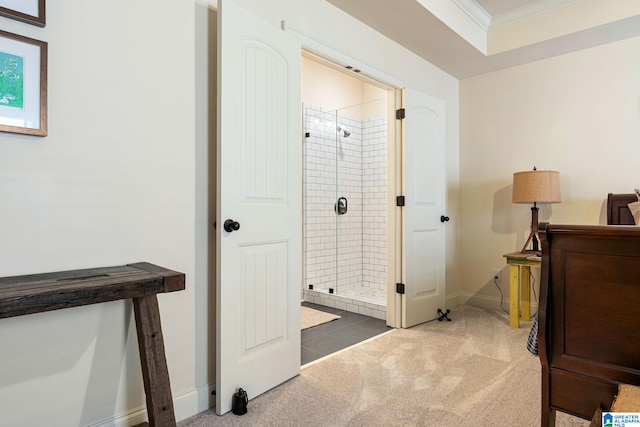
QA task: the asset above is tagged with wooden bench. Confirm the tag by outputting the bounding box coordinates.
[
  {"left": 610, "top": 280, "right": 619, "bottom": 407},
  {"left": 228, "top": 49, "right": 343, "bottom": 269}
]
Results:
[{"left": 0, "top": 262, "right": 185, "bottom": 427}]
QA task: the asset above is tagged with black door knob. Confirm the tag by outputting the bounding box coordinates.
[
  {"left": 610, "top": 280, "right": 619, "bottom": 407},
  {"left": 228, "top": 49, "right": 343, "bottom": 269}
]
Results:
[
  {"left": 440, "top": 215, "right": 450, "bottom": 223},
  {"left": 224, "top": 219, "right": 240, "bottom": 232}
]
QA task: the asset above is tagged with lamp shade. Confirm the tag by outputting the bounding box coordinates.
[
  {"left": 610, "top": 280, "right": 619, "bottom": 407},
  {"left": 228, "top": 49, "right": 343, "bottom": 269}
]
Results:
[{"left": 512, "top": 170, "right": 561, "bottom": 204}]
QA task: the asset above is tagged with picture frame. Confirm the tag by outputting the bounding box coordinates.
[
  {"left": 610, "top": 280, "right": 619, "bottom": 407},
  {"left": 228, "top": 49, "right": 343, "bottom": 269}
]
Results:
[
  {"left": 0, "top": 0, "right": 46, "bottom": 27},
  {"left": 0, "top": 30, "right": 47, "bottom": 136}
]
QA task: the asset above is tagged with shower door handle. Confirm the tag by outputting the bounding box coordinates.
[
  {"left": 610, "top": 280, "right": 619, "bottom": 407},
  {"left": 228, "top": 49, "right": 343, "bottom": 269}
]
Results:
[{"left": 335, "top": 197, "right": 348, "bottom": 215}]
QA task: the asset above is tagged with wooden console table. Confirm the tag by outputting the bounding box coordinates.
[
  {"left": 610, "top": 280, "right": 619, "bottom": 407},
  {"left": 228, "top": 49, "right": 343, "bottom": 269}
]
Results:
[
  {"left": 0, "top": 262, "right": 185, "bottom": 427},
  {"left": 503, "top": 252, "right": 541, "bottom": 328}
]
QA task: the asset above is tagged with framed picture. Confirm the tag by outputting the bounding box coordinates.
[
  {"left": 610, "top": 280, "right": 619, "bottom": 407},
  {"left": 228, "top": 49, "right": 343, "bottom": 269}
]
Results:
[
  {"left": 0, "top": 30, "right": 47, "bottom": 136},
  {"left": 0, "top": 0, "right": 46, "bottom": 27}
]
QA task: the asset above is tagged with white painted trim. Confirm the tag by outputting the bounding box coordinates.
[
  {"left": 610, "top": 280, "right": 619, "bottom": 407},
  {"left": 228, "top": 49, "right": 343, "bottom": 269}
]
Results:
[
  {"left": 281, "top": 21, "right": 405, "bottom": 89},
  {"left": 415, "top": 0, "right": 488, "bottom": 53},
  {"left": 447, "top": 292, "right": 539, "bottom": 315},
  {"left": 490, "top": 0, "right": 585, "bottom": 29},
  {"left": 285, "top": 20, "right": 406, "bottom": 328},
  {"left": 173, "top": 383, "right": 216, "bottom": 422},
  {"left": 85, "top": 407, "right": 148, "bottom": 427},
  {"left": 445, "top": 292, "right": 466, "bottom": 308},
  {"left": 84, "top": 383, "right": 215, "bottom": 426},
  {"left": 452, "top": 0, "right": 491, "bottom": 31}
]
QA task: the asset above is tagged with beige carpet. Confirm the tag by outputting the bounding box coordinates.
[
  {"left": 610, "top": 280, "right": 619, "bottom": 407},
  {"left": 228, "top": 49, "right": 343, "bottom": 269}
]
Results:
[
  {"left": 300, "top": 306, "right": 341, "bottom": 330},
  {"left": 179, "top": 306, "right": 591, "bottom": 427}
]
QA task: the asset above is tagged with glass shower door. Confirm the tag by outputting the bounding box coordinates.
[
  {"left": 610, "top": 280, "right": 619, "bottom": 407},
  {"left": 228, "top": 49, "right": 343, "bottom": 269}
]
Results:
[
  {"left": 303, "top": 98, "right": 387, "bottom": 305},
  {"left": 303, "top": 105, "right": 338, "bottom": 295}
]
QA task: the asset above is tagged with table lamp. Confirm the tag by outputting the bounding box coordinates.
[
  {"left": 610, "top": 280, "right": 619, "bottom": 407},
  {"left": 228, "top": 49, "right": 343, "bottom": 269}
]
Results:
[{"left": 512, "top": 168, "right": 561, "bottom": 254}]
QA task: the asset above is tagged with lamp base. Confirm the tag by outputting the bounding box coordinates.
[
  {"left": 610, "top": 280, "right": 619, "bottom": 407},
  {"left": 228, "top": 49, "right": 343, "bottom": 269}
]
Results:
[
  {"left": 520, "top": 205, "right": 541, "bottom": 254},
  {"left": 520, "top": 230, "right": 540, "bottom": 254}
]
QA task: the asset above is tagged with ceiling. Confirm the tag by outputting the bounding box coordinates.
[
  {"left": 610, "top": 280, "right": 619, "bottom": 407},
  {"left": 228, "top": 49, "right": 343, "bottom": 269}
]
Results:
[{"left": 326, "top": 0, "right": 640, "bottom": 79}]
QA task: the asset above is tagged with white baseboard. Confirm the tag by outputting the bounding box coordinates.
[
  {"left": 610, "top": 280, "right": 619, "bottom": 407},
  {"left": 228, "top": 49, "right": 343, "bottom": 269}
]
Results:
[
  {"left": 446, "top": 292, "right": 539, "bottom": 315},
  {"left": 85, "top": 383, "right": 215, "bottom": 427},
  {"left": 85, "top": 407, "right": 148, "bottom": 427},
  {"left": 173, "top": 383, "right": 215, "bottom": 422}
]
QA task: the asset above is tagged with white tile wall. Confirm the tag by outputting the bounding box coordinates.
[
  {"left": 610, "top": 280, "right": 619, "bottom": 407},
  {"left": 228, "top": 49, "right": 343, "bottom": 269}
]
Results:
[
  {"left": 302, "top": 288, "right": 386, "bottom": 320},
  {"left": 303, "top": 105, "right": 387, "bottom": 311}
]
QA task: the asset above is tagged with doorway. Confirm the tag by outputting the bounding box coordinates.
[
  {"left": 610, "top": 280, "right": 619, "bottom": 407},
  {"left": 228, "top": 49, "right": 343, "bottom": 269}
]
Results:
[{"left": 300, "top": 54, "right": 393, "bottom": 322}]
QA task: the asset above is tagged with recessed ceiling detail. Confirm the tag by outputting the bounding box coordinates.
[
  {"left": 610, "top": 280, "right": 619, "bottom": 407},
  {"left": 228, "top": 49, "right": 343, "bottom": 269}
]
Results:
[{"left": 327, "top": 0, "right": 640, "bottom": 78}]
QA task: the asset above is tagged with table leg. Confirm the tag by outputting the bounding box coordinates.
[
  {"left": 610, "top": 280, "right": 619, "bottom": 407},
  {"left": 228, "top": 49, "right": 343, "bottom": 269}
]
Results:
[
  {"left": 133, "top": 294, "right": 177, "bottom": 427},
  {"left": 521, "top": 266, "right": 531, "bottom": 322},
  {"left": 509, "top": 265, "right": 519, "bottom": 328}
]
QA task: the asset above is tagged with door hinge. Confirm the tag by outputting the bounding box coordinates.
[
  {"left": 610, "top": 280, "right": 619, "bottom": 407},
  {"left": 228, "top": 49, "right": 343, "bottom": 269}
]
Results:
[
  {"left": 396, "top": 108, "right": 405, "bottom": 120},
  {"left": 396, "top": 196, "right": 405, "bottom": 207},
  {"left": 396, "top": 283, "right": 405, "bottom": 294}
]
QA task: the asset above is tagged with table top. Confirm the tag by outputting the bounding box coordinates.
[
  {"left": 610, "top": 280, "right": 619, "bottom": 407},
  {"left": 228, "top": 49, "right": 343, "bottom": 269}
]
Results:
[
  {"left": 0, "top": 262, "right": 185, "bottom": 319},
  {"left": 503, "top": 251, "right": 542, "bottom": 265}
]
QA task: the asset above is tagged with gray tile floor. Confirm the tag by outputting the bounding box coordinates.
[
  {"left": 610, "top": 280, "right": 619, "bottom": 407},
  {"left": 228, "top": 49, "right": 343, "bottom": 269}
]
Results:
[{"left": 301, "top": 302, "right": 392, "bottom": 365}]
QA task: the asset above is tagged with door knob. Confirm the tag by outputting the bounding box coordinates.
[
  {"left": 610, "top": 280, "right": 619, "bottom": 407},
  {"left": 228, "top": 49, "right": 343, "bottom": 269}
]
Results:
[
  {"left": 224, "top": 219, "right": 240, "bottom": 232},
  {"left": 440, "top": 215, "right": 450, "bottom": 223}
]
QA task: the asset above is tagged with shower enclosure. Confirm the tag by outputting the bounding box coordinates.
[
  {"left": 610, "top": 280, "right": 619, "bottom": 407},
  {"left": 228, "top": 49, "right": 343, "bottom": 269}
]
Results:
[{"left": 302, "top": 99, "right": 388, "bottom": 319}]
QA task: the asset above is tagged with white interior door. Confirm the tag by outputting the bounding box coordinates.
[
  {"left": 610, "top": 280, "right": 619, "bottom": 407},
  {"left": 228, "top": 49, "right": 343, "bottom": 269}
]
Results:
[
  {"left": 216, "top": 0, "right": 301, "bottom": 414},
  {"left": 402, "top": 89, "right": 446, "bottom": 328}
]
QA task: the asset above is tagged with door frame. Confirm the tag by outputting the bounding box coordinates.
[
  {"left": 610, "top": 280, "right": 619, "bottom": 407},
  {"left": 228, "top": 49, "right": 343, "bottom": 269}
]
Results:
[{"left": 283, "top": 22, "right": 405, "bottom": 328}]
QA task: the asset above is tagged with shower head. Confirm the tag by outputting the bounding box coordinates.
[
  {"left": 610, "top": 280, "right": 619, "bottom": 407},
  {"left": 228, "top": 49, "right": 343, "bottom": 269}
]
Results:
[{"left": 337, "top": 126, "right": 351, "bottom": 138}]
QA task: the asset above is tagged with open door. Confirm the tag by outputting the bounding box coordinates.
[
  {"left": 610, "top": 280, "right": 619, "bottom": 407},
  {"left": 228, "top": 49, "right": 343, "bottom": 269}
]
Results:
[
  {"left": 401, "top": 89, "right": 446, "bottom": 328},
  {"left": 216, "top": 0, "right": 301, "bottom": 414}
]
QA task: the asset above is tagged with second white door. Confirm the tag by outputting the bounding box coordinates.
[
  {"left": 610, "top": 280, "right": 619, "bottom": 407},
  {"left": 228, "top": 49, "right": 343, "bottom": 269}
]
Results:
[{"left": 402, "top": 88, "right": 446, "bottom": 328}]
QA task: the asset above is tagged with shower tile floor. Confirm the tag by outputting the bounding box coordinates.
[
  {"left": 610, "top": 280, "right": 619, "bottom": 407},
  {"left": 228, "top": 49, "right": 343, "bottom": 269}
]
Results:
[
  {"left": 339, "top": 284, "right": 386, "bottom": 305},
  {"left": 301, "top": 302, "right": 391, "bottom": 365}
]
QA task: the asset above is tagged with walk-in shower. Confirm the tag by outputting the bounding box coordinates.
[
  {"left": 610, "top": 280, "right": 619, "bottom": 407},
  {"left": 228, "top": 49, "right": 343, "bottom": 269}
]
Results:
[{"left": 302, "top": 99, "right": 388, "bottom": 320}]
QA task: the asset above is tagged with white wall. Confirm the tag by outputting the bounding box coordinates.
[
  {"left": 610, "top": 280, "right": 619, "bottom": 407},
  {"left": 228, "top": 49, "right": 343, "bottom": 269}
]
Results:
[
  {"left": 0, "top": 0, "right": 459, "bottom": 424},
  {"left": 301, "top": 56, "right": 386, "bottom": 117},
  {"left": 458, "top": 36, "right": 640, "bottom": 309},
  {"left": 0, "top": 1, "right": 198, "bottom": 426}
]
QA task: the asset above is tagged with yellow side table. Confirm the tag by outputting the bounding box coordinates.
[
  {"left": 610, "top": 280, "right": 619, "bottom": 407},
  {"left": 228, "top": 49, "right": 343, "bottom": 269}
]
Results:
[{"left": 503, "top": 252, "right": 541, "bottom": 328}]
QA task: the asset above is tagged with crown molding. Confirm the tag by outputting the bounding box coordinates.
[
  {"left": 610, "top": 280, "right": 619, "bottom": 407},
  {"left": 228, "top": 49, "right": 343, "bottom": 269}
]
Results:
[
  {"left": 490, "top": 0, "right": 585, "bottom": 28},
  {"left": 452, "top": 0, "right": 492, "bottom": 31}
]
